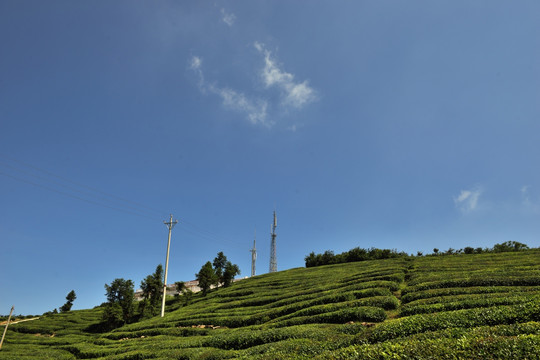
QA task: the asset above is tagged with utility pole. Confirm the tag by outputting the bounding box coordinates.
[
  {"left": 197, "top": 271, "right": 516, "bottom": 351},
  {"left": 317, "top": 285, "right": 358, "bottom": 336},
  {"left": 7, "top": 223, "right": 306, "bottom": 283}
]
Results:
[
  {"left": 269, "top": 211, "right": 277, "bottom": 273},
  {"left": 161, "top": 214, "right": 178, "bottom": 318},
  {"left": 250, "top": 229, "right": 257, "bottom": 277},
  {"left": 0, "top": 306, "right": 14, "bottom": 350}
]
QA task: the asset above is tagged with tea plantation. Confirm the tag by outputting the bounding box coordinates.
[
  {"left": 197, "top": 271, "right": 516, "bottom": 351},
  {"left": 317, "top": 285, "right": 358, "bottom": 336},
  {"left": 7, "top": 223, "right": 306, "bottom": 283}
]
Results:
[{"left": 1, "top": 250, "right": 539, "bottom": 359}]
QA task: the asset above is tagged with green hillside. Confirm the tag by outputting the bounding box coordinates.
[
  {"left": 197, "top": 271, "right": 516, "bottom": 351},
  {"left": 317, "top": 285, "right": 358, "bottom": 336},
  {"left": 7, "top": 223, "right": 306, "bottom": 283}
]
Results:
[{"left": 1, "top": 250, "right": 539, "bottom": 359}]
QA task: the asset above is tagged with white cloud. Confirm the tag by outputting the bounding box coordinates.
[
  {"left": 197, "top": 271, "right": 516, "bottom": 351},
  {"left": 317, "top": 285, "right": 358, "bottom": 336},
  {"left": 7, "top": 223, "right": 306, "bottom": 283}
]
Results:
[
  {"left": 454, "top": 188, "right": 482, "bottom": 212},
  {"left": 190, "top": 56, "right": 202, "bottom": 70},
  {"left": 189, "top": 56, "right": 205, "bottom": 91},
  {"left": 188, "top": 56, "right": 270, "bottom": 126},
  {"left": 520, "top": 185, "right": 539, "bottom": 213},
  {"left": 221, "top": 9, "right": 236, "bottom": 26},
  {"left": 209, "top": 85, "right": 269, "bottom": 126},
  {"left": 254, "top": 42, "right": 317, "bottom": 109},
  {"left": 188, "top": 44, "right": 316, "bottom": 129},
  {"left": 521, "top": 185, "right": 530, "bottom": 204}
]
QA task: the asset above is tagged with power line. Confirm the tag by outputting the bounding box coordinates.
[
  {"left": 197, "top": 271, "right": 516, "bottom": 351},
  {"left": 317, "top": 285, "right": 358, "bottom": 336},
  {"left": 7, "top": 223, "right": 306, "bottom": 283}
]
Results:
[
  {"left": 0, "top": 161, "right": 161, "bottom": 219},
  {"left": 0, "top": 154, "right": 246, "bottom": 250},
  {"left": 180, "top": 219, "right": 245, "bottom": 247},
  {"left": 179, "top": 224, "right": 244, "bottom": 249},
  {"left": 0, "top": 171, "right": 159, "bottom": 221},
  {"left": 0, "top": 154, "right": 164, "bottom": 216}
]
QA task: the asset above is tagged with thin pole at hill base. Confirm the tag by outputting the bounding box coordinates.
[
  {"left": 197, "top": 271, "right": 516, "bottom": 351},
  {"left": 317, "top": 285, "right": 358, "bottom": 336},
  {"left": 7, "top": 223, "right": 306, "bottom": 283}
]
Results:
[{"left": 0, "top": 306, "right": 14, "bottom": 350}]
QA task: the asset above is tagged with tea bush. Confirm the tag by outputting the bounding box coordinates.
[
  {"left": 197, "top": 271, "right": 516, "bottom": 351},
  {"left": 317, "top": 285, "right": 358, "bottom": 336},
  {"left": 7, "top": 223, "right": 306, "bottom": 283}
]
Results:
[{"left": 2, "top": 249, "right": 539, "bottom": 359}]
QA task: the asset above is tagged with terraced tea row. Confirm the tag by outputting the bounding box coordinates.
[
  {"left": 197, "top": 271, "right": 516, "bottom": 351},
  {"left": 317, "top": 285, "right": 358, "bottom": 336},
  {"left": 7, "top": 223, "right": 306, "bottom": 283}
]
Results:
[
  {"left": 2, "top": 250, "right": 539, "bottom": 359},
  {"left": 115, "top": 258, "right": 406, "bottom": 333}
]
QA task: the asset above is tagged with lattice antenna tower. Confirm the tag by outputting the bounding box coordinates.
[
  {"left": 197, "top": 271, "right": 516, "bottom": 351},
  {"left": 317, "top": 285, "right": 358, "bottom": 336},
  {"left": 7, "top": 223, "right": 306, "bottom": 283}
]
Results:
[
  {"left": 269, "top": 211, "right": 277, "bottom": 273},
  {"left": 250, "top": 229, "right": 257, "bottom": 277}
]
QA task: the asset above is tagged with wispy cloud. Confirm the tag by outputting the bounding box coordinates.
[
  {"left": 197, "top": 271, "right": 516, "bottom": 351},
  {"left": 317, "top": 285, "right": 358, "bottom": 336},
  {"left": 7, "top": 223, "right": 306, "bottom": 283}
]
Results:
[
  {"left": 520, "top": 185, "right": 540, "bottom": 213},
  {"left": 221, "top": 8, "right": 236, "bottom": 26},
  {"left": 188, "top": 44, "right": 316, "bottom": 129},
  {"left": 188, "top": 55, "right": 270, "bottom": 126},
  {"left": 190, "top": 56, "right": 202, "bottom": 70},
  {"left": 254, "top": 42, "right": 317, "bottom": 109},
  {"left": 521, "top": 185, "right": 531, "bottom": 204},
  {"left": 454, "top": 187, "right": 482, "bottom": 212},
  {"left": 189, "top": 56, "right": 205, "bottom": 91},
  {"left": 209, "top": 85, "right": 268, "bottom": 125}
]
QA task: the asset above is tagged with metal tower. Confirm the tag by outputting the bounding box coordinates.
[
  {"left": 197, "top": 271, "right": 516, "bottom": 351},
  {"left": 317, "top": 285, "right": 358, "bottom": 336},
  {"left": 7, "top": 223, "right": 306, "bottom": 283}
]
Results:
[
  {"left": 269, "top": 211, "right": 277, "bottom": 273},
  {"left": 250, "top": 229, "right": 257, "bottom": 277}
]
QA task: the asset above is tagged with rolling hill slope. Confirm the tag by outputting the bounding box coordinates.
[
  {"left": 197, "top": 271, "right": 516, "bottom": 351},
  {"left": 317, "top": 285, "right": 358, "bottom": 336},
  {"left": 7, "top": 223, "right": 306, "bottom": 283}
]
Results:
[{"left": 1, "top": 249, "right": 539, "bottom": 359}]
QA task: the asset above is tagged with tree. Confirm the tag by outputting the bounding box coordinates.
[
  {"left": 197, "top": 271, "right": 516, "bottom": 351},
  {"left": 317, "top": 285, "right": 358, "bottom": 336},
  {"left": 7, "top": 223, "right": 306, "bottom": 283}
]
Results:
[
  {"left": 196, "top": 261, "right": 217, "bottom": 296},
  {"left": 304, "top": 252, "right": 319, "bottom": 267},
  {"left": 346, "top": 247, "right": 368, "bottom": 262},
  {"left": 175, "top": 281, "right": 186, "bottom": 297},
  {"left": 181, "top": 288, "right": 194, "bottom": 306},
  {"left": 103, "top": 278, "right": 134, "bottom": 326},
  {"left": 213, "top": 252, "right": 227, "bottom": 286},
  {"left": 493, "top": 241, "right": 529, "bottom": 253},
  {"left": 433, "top": 248, "right": 439, "bottom": 255},
  {"left": 60, "top": 290, "right": 76, "bottom": 313},
  {"left": 321, "top": 250, "right": 336, "bottom": 265},
  {"left": 102, "top": 303, "right": 124, "bottom": 327},
  {"left": 222, "top": 261, "right": 241, "bottom": 287},
  {"left": 139, "top": 264, "right": 163, "bottom": 316},
  {"left": 175, "top": 281, "right": 193, "bottom": 305}
]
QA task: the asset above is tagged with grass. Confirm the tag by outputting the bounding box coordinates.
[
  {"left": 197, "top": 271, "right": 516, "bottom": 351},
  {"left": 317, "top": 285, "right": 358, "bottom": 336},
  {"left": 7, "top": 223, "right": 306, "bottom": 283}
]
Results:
[{"left": 1, "top": 249, "right": 539, "bottom": 359}]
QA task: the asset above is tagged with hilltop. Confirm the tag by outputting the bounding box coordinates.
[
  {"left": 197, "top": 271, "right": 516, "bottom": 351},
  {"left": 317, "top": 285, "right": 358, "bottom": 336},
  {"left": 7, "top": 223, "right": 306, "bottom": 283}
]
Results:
[{"left": 1, "top": 249, "right": 539, "bottom": 359}]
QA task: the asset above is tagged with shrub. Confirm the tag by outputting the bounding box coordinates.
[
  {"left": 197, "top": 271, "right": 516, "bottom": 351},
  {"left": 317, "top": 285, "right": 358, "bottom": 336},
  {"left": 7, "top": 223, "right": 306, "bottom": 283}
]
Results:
[
  {"left": 370, "top": 300, "right": 540, "bottom": 342},
  {"left": 400, "top": 294, "right": 533, "bottom": 316}
]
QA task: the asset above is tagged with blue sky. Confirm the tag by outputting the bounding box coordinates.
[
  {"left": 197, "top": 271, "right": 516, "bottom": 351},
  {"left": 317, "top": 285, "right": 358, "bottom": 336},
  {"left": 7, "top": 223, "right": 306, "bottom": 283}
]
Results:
[{"left": 1, "top": 1, "right": 539, "bottom": 315}]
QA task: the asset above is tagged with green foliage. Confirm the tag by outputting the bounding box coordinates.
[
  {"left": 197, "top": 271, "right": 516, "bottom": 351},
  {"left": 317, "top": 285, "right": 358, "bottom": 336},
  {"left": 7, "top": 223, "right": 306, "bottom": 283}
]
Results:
[
  {"left": 400, "top": 292, "right": 537, "bottom": 316},
  {"left": 370, "top": 300, "right": 540, "bottom": 342},
  {"left": 401, "top": 285, "right": 540, "bottom": 304},
  {"left": 305, "top": 247, "right": 407, "bottom": 267},
  {"left": 210, "top": 252, "right": 241, "bottom": 288},
  {"left": 4, "top": 249, "right": 540, "bottom": 359},
  {"left": 138, "top": 264, "right": 163, "bottom": 317},
  {"left": 175, "top": 281, "right": 186, "bottom": 294},
  {"left": 223, "top": 261, "right": 241, "bottom": 287},
  {"left": 197, "top": 261, "right": 217, "bottom": 295},
  {"left": 103, "top": 278, "right": 134, "bottom": 326},
  {"left": 213, "top": 252, "right": 228, "bottom": 285},
  {"left": 181, "top": 288, "right": 194, "bottom": 306},
  {"left": 59, "top": 290, "right": 76, "bottom": 313},
  {"left": 493, "top": 240, "right": 529, "bottom": 252},
  {"left": 275, "top": 307, "right": 387, "bottom": 327},
  {"left": 464, "top": 246, "right": 475, "bottom": 254},
  {"left": 324, "top": 333, "right": 540, "bottom": 360},
  {"left": 307, "top": 242, "right": 534, "bottom": 268},
  {"left": 134, "top": 299, "right": 153, "bottom": 320},
  {"left": 102, "top": 303, "right": 124, "bottom": 329}
]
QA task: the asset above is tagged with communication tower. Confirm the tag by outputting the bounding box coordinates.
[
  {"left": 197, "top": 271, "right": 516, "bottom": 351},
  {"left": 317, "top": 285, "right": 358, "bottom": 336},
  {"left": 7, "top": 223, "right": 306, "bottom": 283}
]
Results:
[
  {"left": 250, "top": 229, "right": 257, "bottom": 277},
  {"left": 269, "top": 211, "right": 277, "bottom": 273}
]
